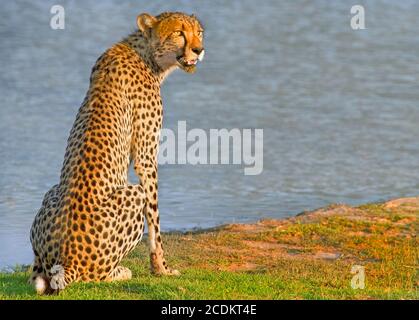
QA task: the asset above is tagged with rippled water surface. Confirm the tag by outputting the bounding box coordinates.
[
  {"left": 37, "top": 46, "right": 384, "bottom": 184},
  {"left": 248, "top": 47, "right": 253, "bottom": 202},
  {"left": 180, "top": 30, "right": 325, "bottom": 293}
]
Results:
[{"left": 1, "top": 0, "right": 418, "bottom": 267}]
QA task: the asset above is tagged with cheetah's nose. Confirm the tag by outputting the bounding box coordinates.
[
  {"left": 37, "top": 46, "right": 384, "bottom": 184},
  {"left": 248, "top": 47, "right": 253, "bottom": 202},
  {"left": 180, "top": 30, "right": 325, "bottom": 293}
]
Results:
[
  {"left": 192, "top": 47, "right": 203, "bottom": 55},
  {"left": 192, "top": 47, "right": 204, "bottom": 56},
  {"left": 193, "top": 48, "right": 205, "bottom": 62}
]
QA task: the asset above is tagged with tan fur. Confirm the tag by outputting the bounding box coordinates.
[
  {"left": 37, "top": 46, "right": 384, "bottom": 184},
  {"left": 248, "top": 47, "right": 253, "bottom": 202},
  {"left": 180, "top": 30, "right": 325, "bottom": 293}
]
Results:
[{"left": 29, "top": 12, "right": 204, "bottom": 294}]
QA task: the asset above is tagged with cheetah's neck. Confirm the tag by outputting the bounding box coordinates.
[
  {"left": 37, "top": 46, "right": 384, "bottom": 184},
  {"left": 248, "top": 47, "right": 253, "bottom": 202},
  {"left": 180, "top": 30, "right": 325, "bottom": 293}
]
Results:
[{"left": 121, "top": 32, "right": 177, "bottom": 83}]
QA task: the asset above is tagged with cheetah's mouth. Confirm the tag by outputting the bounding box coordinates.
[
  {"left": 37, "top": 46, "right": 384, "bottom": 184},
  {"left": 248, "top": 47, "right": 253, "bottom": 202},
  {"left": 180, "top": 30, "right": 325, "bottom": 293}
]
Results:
[
  {"left": 176, "top": 50, "right": 204, "bottom": 73},
  {"left": 176, "top": 56, "right": 198, "bottom": 73}
]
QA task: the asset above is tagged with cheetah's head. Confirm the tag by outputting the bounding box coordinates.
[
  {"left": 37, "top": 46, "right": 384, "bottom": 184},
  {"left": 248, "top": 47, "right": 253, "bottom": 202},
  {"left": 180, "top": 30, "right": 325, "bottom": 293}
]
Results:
[{"left": 137, "top": 12, "right": 205, "bottom": 74}]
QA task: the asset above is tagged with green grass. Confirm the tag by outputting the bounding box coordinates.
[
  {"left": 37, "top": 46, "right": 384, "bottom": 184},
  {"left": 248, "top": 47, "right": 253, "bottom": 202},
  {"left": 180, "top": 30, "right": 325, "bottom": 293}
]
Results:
[{"left": 0, "top": 198, "right": 418, "bottom": 300}]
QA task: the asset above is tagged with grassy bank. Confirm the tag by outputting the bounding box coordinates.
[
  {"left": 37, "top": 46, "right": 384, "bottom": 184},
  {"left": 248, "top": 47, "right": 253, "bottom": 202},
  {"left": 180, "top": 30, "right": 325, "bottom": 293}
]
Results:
[{"left": 1, "top": 197, "right": 418, "bottom": 300}]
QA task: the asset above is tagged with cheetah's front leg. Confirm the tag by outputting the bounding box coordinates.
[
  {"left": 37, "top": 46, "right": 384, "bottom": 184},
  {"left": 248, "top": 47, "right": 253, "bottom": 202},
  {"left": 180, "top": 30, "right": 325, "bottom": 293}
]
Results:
[{"left": 136, "top": 163, "right": 180, "bottom": 276}]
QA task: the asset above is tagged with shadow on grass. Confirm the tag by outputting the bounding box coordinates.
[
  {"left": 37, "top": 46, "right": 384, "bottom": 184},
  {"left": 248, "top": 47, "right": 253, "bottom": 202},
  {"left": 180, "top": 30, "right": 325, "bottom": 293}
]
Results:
[{"left": 120, "top": 282, "right": 184, "bottom": 299}]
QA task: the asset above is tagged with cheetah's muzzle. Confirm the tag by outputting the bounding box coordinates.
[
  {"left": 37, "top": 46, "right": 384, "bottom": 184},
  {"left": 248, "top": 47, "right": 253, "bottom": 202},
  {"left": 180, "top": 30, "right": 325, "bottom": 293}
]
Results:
[{"left": 177, "top": 49, "right": 205, "bottom": 73}]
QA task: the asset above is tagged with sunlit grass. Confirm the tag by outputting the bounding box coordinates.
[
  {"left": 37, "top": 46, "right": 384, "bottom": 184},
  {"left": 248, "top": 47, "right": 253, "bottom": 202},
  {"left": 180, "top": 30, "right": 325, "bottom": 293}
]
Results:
[{"left": 1, "top": 199, "right": 417, "bottom": 300}]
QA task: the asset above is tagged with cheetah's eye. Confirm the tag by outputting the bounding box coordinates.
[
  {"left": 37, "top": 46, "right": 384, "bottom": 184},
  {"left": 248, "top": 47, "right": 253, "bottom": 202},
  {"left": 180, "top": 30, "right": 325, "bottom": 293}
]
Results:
[
  {"left": 172, "top": 31, "right": 182, "bottom": 37},
  {"left": 197, "top": 31, "right": 203, "bottom": 38}
]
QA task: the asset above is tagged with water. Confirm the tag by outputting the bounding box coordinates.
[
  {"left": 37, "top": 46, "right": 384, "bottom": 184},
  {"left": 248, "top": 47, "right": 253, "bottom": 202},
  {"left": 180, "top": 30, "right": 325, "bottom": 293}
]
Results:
[{"left": 0, "top": 0, "right": 418, "bottom": 268}]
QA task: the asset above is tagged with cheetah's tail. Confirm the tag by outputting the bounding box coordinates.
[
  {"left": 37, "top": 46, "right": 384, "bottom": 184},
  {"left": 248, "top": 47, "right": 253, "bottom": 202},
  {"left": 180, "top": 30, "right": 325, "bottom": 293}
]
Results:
[{"left": 34, "top": 276, "right": 49, "bottom": 295}]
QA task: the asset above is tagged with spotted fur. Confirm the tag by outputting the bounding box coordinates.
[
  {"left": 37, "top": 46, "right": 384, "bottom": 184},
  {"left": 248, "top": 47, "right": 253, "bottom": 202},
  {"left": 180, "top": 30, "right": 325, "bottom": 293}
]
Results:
[{"left": 29, "top": 12, "right": 204, "bottom": 294}]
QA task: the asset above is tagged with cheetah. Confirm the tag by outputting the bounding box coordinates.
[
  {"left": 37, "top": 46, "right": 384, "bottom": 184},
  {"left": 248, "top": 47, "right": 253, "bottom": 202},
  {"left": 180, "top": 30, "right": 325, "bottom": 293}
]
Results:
[{"left": 29, "top": 12, "right": 205, "bottom": 294}]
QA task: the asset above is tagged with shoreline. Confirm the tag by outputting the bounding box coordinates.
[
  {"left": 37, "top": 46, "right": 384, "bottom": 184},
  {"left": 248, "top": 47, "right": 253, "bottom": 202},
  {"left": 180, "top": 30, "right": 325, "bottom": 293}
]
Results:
[
  {"left": 0, "top": 197, "right": 414, "bottom": 272},
  {"left": 1, "top": 196, "right": 417, "bottom": 299}
]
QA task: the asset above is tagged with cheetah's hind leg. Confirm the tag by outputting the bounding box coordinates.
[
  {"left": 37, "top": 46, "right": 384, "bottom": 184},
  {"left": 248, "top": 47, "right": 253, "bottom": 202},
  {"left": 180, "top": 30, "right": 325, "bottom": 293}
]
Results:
[{"left": 100, "top": 185, "right": 146, "bottom": 282}]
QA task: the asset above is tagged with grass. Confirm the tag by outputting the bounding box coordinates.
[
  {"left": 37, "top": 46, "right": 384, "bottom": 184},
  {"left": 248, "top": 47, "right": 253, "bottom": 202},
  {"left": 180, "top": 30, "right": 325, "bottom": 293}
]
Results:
[{"left": 0, "top": 197, "right": 418, "bottom": 300}]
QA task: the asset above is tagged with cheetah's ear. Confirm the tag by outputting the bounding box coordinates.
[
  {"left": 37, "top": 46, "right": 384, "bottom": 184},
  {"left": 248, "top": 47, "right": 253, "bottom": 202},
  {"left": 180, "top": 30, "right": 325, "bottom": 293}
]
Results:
[{"left": 137, "top": 13, "right": 157, "bottom": 37}]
